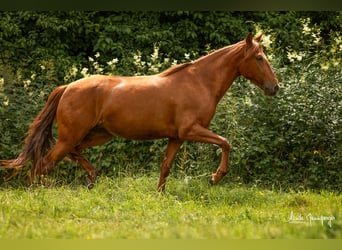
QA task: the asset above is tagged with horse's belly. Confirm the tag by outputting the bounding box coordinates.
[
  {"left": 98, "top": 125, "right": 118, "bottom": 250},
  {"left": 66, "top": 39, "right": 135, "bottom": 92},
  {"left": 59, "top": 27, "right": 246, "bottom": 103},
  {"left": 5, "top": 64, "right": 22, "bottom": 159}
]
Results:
[
  {"left": 104, "top": 122, "right": 178, "bottom": 140},
  {"left": 102, "top": 110, "right": 178, "bottom": 140}
]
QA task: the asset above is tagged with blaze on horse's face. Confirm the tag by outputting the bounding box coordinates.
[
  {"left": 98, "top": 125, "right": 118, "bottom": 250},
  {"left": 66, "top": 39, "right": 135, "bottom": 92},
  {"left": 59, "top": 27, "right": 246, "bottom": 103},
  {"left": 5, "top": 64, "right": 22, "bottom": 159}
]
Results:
[{"left": 239, "top": 33, "right": 279, "bottom": 96}]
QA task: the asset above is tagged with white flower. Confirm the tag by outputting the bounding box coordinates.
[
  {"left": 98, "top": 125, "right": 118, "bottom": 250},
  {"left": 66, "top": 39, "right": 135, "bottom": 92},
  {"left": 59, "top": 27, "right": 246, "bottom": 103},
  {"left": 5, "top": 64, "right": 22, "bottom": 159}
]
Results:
[
  {"left": 149, "top": 65, "right": 159, "bottom": 73},
  {"left": 302, "top": 18, "right": 311, "bottom": 36},
  {"left": 287, "top": 50, "right": 303, "bottom": 62},
  {"left": 332, "top": 59, "right": 340, "bottom": 67},
  {"left": 151, "top": 45, "right": 159, "bottom": 61},
  {"left": 81, "top": 68, "right": 89, "bottom": 77},
  {"left": 23, "top": 79, "right": 31, "bottom": 89},
  {"left": 303, "top": 25, "right": 311, "bottom": 35},
  {"left": 23, "top": 79, "right": 31, "bottom": 85},
  {"left": 95, "top": 52, "right": 100, "bottom": 58},
  {"left": 71, "top": 66, "right": 78, "bottom": 75},
  {"left": 3, "top": 97, "right": 9, "bottom": 106},
  {"left": 313, "top": 34, "right": 321, "bottom": 45},
  {"left": 320, "top": 63, "right": 329, "bottom": 71},
  {"left": 133, "top": 53, "right": 141, "bottom": 64},
  {"left": 107, "top": 58, "right": 119, "bottom": 66},
  {"left": 262, "top": 34, "right": 272, "bottom": 48}
]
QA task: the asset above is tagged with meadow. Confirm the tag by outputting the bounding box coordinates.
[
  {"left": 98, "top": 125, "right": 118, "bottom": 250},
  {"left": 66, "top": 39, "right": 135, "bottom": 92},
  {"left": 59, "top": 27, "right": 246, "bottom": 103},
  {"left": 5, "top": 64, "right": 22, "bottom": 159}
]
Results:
[
  {"left": 0, "top": 12, "right": 341, "bottom": 242},
  {"left": 0, "top": 174, "right": 341, "bottom": 239}
]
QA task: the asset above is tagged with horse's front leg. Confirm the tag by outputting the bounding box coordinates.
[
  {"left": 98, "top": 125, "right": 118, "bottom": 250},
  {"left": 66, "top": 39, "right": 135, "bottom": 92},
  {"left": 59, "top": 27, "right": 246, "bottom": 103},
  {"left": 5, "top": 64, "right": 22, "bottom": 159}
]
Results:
[
  {"left": 158, "top": 138, "right": 184, "bottom": 192},
  {"left": 180, "top": 124, "right": 230, "bottom": 185}
]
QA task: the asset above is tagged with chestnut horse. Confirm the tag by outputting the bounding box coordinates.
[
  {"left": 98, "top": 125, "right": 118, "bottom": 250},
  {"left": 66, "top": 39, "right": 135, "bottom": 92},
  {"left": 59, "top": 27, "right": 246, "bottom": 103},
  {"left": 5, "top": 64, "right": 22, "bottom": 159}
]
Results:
[{"left": 1, "top": 33, "right": 279, "bottom": 191}]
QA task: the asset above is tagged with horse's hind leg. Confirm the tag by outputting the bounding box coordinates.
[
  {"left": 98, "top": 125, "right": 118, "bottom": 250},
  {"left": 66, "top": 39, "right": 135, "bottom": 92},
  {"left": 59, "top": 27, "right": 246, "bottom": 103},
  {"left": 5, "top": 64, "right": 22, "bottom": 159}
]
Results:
[
  {"left": 68, "top": 152, "right": 97, "bottom": 188},
  {"left": 29, "top": 139, "right": 74, "bottom": 184},
  {"left": 70, "top": 127, "right": 113, "bottom": 188}
]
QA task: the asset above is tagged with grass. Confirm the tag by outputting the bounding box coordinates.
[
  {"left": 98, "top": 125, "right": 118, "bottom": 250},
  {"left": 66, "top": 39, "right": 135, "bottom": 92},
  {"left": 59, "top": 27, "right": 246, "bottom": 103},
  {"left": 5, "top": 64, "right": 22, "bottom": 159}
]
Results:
[{"left": 0, "top": 174, "right": 341, "bottom": 239}]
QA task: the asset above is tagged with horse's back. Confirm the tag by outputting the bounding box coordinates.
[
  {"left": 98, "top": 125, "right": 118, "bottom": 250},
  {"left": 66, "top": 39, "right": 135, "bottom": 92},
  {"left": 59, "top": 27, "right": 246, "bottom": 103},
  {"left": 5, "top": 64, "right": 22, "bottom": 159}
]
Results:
[
  {"left": 55, "top": 73, "right": 210, "bottom": 140},
  {"left": 55, "top": 74, "right": 175, "bottom": 139}
]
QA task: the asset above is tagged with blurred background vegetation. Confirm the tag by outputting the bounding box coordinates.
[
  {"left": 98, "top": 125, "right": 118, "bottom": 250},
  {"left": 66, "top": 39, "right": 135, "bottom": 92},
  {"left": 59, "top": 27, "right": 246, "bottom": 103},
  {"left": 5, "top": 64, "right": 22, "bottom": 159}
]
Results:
[{"left": 0, "top": 11, "right": 341, "bottom": 191}]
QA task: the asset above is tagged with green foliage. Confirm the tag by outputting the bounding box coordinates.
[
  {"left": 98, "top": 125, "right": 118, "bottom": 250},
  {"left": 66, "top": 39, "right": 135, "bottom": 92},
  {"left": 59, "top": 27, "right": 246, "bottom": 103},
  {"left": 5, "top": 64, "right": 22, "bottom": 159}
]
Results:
[
  {"left": 222, "top": 63, "right": 341, "bottom": 190},
  {"left": 0, "top": 11, "right": 341, "bottom": 191},
  {"left": 218, "top": 20, "right": 342, "bottom": 191}
]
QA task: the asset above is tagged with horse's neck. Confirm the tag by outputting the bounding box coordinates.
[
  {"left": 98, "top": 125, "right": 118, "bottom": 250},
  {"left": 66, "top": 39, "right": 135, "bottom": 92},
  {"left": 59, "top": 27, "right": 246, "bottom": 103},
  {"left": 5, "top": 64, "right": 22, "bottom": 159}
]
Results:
[{"left": 194, "top": 44, "right": 243, "bottom": 102}]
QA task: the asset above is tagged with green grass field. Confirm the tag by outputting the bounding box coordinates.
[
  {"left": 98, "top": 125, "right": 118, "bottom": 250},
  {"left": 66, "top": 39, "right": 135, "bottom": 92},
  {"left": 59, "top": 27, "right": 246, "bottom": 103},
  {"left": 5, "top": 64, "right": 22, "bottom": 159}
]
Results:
[{"left": 0, "top": 175, "right": 341, "bottom": 239}]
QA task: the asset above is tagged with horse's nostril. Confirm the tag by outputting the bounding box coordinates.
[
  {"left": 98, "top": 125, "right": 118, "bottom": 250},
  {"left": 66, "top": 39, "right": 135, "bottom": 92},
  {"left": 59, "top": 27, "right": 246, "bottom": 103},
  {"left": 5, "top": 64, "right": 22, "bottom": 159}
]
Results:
[{"left": 274, "top": 84, "right": 279, "bottom": 92}]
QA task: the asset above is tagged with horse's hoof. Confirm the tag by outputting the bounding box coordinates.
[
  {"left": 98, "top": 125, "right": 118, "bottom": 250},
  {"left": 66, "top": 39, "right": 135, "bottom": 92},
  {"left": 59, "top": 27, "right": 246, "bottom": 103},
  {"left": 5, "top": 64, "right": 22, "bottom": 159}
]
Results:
[
  {"left": 87, "top": 183, "right": 94, "bottom": 189},
  {"left": 209, "top": 174, "right": 216, "bottom": 186},
  {"left": 86, "top": 175, "right": 95, "bottom": 189}
]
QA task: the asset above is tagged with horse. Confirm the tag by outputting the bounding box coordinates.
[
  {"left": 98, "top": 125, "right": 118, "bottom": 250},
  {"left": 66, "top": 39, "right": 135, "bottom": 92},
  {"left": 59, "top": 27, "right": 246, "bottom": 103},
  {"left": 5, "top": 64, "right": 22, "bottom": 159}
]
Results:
[{"left": 1, "top": 33, "right": 279, "bottom": 191}]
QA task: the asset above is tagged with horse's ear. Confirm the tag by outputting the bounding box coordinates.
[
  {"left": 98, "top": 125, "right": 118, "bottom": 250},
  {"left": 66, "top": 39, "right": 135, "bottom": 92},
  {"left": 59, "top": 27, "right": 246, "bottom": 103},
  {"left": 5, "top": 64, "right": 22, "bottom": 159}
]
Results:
[
  {"left": 245, "top": 32, "right": 253, "bottom": 49},
  {"left": 255, "top": 33, "right": 263, "bottom": 42}
]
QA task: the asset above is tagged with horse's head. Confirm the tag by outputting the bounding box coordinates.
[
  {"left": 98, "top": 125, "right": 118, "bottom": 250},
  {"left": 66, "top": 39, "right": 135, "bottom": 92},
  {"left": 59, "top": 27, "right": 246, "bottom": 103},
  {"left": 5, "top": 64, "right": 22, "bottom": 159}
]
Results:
[{"left": 238, "top": 33, "right": 279, "bottom": 96}]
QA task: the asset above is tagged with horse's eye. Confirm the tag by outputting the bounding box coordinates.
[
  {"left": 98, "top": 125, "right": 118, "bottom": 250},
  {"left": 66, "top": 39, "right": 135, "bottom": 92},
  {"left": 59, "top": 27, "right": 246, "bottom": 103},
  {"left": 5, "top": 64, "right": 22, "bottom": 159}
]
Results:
[{"left": 256, "top": 56, "right": 263, "bottom": 62}]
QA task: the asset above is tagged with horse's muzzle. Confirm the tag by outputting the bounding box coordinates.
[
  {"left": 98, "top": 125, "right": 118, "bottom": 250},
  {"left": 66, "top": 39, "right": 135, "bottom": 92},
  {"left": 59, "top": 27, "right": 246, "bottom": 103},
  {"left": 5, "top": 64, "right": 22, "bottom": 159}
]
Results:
[{"left": 265, "top": 83, "right": 279, "bottom": 96}]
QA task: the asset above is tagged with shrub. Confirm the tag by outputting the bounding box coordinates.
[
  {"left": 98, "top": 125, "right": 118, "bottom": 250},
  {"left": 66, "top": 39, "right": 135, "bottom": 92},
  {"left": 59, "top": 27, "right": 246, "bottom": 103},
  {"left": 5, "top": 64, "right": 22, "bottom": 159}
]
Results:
[
  {"left": 1, "top": 12, "right": 341, "bottom": 191},
  {"left": 221, "top": 64, "right": 341, "bottom": 191},
  {"left": 210, "top": 24, "right": 342, "bottom": 190}
]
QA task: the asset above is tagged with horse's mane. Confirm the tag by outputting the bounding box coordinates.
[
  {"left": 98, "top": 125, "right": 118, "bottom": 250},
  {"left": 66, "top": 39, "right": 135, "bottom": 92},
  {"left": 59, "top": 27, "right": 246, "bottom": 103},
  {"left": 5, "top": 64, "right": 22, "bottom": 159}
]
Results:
[
  {"left": 159, "top": 62, "right": 193, "bottom": 77},
  {"left": 159, "top": 37, "right": 260, "bottom": 78}
]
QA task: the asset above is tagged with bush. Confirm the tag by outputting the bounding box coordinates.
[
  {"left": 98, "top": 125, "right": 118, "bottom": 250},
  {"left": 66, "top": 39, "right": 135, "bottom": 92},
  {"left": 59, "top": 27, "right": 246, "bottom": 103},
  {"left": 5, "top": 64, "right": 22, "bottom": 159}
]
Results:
[
  {"left": 220, "top": 64, "right": 341, "bottom": 191},
  {"left": 209, "top": 25, "right": 342, "bottom": 190},
  {"left": 1, "top": 12, "right": 341, "bottom": 191}
]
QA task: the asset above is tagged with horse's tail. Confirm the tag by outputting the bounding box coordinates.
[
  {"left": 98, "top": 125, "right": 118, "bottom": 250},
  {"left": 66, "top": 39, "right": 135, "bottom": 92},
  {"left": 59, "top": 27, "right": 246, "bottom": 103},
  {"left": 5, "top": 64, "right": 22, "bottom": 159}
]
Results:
[{"left": 1, "top": 85, "right": 68, "bottom": 171}]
